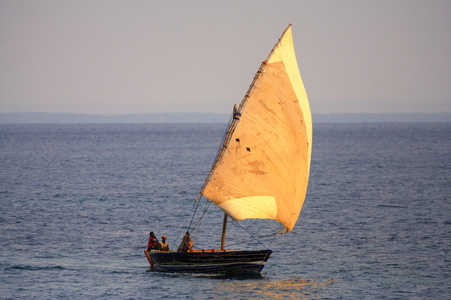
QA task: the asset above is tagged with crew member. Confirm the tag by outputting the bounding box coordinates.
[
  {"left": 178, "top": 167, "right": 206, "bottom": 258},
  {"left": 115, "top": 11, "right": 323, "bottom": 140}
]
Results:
[
  {"left": 159, "top": 235, "right": 169, "bottom": 251},
  {"left": 147, "top": 231, "right": 159, "bottom": 251},
  {"left": 178, "top": 231, "right": 193, "bottom": 252}
]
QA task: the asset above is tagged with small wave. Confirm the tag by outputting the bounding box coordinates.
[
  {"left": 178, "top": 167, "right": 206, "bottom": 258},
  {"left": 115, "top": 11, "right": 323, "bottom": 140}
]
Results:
[
  {"left": 377, "top": 204, "right": 404, "bottom": 208},
  {"left": 7, "top": 265, "right": 66, "bottom": 271},
  {"left": 52, "top": 193, "right": 66, "bottom": 198}
]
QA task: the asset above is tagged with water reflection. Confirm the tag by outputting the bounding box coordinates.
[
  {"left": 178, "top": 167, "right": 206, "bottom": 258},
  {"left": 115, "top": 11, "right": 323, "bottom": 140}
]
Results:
[{"left": 208, "top": 277, "right": 334, "bottom": 299}]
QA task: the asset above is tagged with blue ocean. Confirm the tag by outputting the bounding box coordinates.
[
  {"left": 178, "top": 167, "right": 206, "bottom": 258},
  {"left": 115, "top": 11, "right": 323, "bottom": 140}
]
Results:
[{"left": 1, "top": 123, "right": 450, "bottom": 299}]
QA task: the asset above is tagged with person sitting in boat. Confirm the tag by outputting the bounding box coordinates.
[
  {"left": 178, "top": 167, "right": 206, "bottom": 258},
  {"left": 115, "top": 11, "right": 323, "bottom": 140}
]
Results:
[
  {"left": 159, "top": 235, "right": 169, "bottom": 251},
  {"left": 177, "top": 231, "right": 193, "bottom": 252},
  {"left": 147, "top": 231, "right": 159, "bottom": 251}
]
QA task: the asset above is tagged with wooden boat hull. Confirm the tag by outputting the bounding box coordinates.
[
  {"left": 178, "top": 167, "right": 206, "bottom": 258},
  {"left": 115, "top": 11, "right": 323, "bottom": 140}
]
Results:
[{"left": 146, "top": 249, "right": 272, "bottom": 274}]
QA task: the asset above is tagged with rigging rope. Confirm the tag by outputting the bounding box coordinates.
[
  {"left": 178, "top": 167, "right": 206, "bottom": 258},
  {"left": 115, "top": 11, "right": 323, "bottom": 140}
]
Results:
[
  {"left": 225, "top": 220, "right": 276, "bottom": 250},
  {"left": 192, "top": 198, "right": 212, "bottom": 244},
  {"left": 175, "top": 198, "right": 199, "bottom": 242},
  {"left": 182, "top": 57, "right": 268, "bottom": 245},
  {"left": 187, "top": 193, "right": 203, "bottom": 231},
  {"left": 184, "top": 114, "right": 234, "bottom": 238}
]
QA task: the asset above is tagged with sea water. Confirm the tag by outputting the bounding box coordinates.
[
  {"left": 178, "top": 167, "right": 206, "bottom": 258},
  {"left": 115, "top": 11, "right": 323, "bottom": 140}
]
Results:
[{"left": 1, "top": 123, "right": 450, "bottom": 299}]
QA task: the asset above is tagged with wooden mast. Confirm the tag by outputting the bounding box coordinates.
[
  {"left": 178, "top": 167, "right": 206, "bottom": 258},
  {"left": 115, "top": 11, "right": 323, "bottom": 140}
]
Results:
[{"left": 221, "top": 213, "right": 227, "bottom": 250}]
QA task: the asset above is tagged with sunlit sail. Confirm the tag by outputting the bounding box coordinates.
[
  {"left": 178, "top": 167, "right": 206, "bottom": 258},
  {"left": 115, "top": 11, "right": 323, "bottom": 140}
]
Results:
[
  {"left": 146, "top": 24, "right": 312, "bottom": 274},
  {"left": 202, "top": 24, "right": 312, "bottom": 234}
]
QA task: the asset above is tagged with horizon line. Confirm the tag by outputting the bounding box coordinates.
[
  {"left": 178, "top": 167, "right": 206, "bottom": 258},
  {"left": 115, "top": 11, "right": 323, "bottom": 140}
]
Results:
[
  {"left": 1, "top": 111, "right": 451, "bottom": 116},
  {"left": 1, "top": 112, "right": 450, "bottom": 124}
]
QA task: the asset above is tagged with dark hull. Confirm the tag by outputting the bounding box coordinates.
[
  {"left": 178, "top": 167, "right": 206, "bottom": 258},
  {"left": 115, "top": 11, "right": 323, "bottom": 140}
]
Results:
[{"left": 147, "top": 250, "right": 272, "bottom": 274}]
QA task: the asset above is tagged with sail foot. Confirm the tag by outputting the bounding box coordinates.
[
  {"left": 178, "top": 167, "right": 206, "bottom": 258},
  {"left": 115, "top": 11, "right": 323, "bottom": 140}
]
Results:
[{"left": 216, "top": 196, "right": 278, "bottom": 221}]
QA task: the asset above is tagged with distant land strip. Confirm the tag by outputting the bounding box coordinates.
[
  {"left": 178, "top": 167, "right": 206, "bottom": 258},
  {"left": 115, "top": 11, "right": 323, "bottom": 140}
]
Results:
[{"left": 0, "top": 112, "right": 450, "bottom": 123}]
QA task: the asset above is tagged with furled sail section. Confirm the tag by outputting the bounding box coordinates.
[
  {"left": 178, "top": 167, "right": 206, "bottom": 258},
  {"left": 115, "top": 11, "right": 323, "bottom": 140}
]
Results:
[{"left": 202, "top": 25, "right": 312, "bottom": 233}]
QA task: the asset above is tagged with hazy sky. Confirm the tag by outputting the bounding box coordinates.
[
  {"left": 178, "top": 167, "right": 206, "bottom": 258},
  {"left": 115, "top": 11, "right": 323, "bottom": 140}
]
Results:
[{"left": 1, "top": 0, "right": 450, "bottom": 115}]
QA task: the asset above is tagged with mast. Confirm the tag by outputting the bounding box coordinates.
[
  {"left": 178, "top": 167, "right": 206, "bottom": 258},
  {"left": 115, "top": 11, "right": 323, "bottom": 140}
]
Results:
[{"left": 220, "top": 213, "right": 227, "bottom": 250}]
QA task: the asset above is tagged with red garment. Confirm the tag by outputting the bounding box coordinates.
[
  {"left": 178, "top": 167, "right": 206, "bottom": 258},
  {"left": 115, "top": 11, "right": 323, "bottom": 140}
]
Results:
[{"left": 147, "top": 237, "right": 157, "bottom": 250}]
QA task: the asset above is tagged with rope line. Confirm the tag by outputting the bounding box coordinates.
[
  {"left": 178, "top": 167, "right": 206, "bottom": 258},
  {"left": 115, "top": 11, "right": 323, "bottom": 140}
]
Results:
[
  {"left": 192, "top": 199, "right": 212, "bottom": 244},
  {"left": 225, "top": 220, "right": 276, "bottom": 250}
]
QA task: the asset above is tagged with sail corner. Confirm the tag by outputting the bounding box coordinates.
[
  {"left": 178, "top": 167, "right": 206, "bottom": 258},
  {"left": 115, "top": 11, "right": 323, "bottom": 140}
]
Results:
[{"left": 275, "top": 226, "right": 289, "bottom": 235}]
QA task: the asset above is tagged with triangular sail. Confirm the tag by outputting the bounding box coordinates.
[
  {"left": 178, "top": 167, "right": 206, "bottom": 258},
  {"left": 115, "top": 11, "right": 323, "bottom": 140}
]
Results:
[{"left": 202, "top": 24, "right": 312, "bottom": 233}]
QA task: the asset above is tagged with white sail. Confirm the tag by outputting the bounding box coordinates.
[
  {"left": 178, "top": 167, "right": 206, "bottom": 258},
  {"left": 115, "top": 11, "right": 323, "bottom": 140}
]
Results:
[{"left": 202, "top": 25, "right": 312, "bottom": 233}]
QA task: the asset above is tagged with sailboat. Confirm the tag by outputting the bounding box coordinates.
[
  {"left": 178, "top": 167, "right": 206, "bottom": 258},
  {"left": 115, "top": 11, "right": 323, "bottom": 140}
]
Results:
[{"left": 144, "top": 24, "right": 312, "bottom": 274}]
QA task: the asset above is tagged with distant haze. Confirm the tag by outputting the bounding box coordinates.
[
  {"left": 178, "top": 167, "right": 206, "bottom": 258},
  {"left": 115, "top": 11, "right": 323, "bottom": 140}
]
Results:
[
  {"left": 1, "top": 0, "right": 450, "bottom": 115},
  {"left": 1, "top": 112, "right": 450, "bottom": 124}
]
